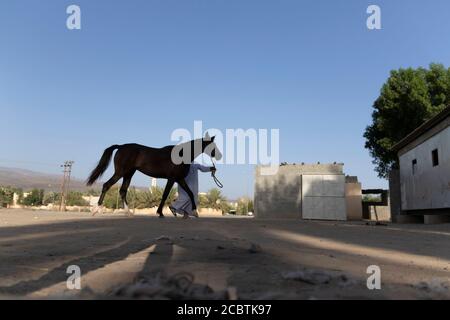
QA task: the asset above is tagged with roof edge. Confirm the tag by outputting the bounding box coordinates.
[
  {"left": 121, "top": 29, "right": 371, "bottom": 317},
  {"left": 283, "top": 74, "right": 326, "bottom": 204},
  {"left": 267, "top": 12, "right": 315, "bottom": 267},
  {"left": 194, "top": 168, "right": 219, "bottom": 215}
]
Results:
[{"left": 391, "top": 106, "right": 450, "bottom": 153}]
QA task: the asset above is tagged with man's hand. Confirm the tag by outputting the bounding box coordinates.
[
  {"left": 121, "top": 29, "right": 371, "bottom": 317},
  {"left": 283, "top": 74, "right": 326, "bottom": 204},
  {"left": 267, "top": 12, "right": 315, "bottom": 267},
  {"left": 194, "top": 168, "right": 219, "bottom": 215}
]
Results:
[{"left": 211, "top": 167, "right": 217, "bottom": 173}]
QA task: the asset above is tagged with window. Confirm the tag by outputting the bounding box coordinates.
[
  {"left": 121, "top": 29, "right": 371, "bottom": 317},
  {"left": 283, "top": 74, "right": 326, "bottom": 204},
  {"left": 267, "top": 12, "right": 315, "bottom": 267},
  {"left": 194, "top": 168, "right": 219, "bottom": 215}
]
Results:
[
  {"left": 432, "top": 149, "right": 439, "bottom": 167},
  {"left": 412, "top": 159, "right": 417, "bottom": 175}
]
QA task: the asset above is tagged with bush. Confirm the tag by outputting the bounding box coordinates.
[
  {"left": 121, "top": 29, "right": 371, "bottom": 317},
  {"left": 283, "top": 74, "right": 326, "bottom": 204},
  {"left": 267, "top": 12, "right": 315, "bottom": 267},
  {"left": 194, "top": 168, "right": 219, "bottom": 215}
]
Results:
[
  {"left": 43, "top": 191, "right": 88, "bottom": 206},
  {"left": 43, "top": 192, "right": 58, "bottom": 205},
  {"left": 0, "top": 186, "right": 20, "bottom": 206},
  {"left": 127, "top": 186, "right": 176, "bottom": 209},
  {"left": 199, "top": 188, "right": 230, "bottom": 213},
  {"left": 22, "top": 189, "right": 44, "bottom": 206},
  {"left": 236, "top": 197, "right": 253, "bottom": 215},
  {"left": 86, "top": 189, "right": 100, "bottom": 196},
  {"left": 103, "top": 186, "right": 121, "bottom": 209},
  {"left": 103, "top": 186, "right": 176, "bottom": 209},
  {"left": 66, "top": 192, "right": 89, "bottom": 206}
]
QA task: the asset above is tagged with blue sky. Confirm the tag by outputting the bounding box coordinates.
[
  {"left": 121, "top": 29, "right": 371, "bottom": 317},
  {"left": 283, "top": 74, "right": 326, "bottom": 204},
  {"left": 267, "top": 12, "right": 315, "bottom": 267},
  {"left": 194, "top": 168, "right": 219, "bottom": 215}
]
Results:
[{"left": 1, "top": 0, "right": 450, "bottom": 199}]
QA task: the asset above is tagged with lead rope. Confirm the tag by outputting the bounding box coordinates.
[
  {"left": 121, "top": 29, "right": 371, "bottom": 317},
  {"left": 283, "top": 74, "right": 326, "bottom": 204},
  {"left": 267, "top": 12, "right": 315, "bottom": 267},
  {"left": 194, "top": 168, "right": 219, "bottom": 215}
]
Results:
[{"left": 210, "top": 157, "right": 224, "bottom": 189}]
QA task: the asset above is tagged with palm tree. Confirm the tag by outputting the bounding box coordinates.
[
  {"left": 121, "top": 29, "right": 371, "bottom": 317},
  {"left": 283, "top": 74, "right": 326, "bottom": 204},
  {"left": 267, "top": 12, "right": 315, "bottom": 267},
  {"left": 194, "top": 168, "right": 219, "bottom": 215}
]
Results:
[
  {"left": 127, "top": 186, "right": 177, "bottom": 209},
  {"left": 201, "top": 188, "right": 230, "bottom": 213},
  {"left": 237, "top": 197, "right": 253, "bottom": 215}
]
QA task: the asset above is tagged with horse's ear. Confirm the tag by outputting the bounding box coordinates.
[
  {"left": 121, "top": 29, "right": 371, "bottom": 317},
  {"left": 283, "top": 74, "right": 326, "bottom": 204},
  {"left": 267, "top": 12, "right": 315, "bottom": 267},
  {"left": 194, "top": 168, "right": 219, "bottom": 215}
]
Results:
[
  {"left": 211, "top": 135, "right": 216, "bottom": 141},
  {"left": 204, "top": 132, "right": 211, "bottom": 141}
]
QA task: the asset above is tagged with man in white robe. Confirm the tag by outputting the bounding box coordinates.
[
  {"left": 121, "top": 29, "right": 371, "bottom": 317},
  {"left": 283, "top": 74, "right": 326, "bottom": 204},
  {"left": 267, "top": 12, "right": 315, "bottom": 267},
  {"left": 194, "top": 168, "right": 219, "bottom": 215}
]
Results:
[{"left": 170, "top": 162, "right": 215, "bottom": 218}]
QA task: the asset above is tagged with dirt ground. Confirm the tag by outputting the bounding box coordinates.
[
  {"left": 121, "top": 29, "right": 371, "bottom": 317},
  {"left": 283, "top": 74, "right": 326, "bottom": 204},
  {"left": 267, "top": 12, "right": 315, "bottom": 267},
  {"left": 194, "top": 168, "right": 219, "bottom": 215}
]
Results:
[{"left": 0, "top": 208, "right": 449, "bottom": 300}]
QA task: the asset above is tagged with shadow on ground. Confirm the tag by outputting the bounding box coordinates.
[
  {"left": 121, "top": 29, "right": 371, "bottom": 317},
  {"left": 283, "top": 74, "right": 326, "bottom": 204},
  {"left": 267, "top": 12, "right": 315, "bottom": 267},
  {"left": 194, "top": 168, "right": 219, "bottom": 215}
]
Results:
[{"left": 0, "top": 211, "right": 449, "bottom": 299}]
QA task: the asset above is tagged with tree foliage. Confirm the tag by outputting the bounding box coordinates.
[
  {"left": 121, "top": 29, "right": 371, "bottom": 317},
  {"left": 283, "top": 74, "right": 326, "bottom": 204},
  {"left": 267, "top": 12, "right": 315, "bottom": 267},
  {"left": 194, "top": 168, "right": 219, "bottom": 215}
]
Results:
[
  {"left": 364, "top": 63, "right": 450, "bottom": 178},
  {"left": 43, "top": 191, "right": 88, "bottom": 206},
  {"left": 127, "top": 186, "right": 177, "bottom": 209},
  {"left": 102, "top": 185, "right": 177, "bottom": 209},
  {"left": 86, "top": 189, "right": 100, "bottom": 196},
  {"left": 236, "top": 197, "right": 254, "bottom": 215},
  {"left": 22, "top": 189, "right": 45, "bottom": 206},
  {"left": 199, "top": 188, "right": 230, "bottom": 213},
  {"left": 43, "top": 192, "right": 58, "bottom": 205},
  {"left": 103, "top": 186, "right": 121, "bottom": 209},
  {"left": 0, "top": 186, "right": 18, "bottom": 206}
]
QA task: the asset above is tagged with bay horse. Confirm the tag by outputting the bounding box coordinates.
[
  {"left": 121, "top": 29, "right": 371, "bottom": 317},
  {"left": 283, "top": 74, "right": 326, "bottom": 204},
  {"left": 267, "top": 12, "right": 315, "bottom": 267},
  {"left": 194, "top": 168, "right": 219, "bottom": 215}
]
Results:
[{"left": 86, "top": 133, "right": 222, "bottom": 218}]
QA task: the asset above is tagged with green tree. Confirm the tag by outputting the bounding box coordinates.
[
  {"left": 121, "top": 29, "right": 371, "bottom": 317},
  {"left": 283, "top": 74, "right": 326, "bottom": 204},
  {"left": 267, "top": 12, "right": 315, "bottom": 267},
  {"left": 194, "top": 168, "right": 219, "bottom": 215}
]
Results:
[
  {"left": 43, "top": 191, "right": 88, "bottom": 206},
  {"left": 0, "top": 187, "right": 15, "bottom": 206},
  {"left": 103, "top": 185, "right": 121, "bottom": 209},
  {"left": 362, "top": 195, "right": 381, "bottom": 203},
  {"left": 236, "top": 197, "right": 254, "bottom": 215},
  {"left": 200, "top": 188, "right": 230, "bottom": 213},
  {"left": 43, "top": 192, "right": 59, "bottom": 205},
  {"left": 129, "top": 186, "right": 177, "bottom": 209},
  {"left": 66, "top": 192, "right": 89, "bottom": 206},
  {"left": 22, "top": 189, "right": 44, "bottom": 206},
  {"left": 364, "top": 64, "right": 450, "bottom": 178},
  {"left": 103, "top": 185, "right": 176, "bottom": 209},
  {"left": 86, "top": 189, "right": 100, "bottom": 196},
  {"left": 0, "top": 186, "right": 23, "bottom": 206}
]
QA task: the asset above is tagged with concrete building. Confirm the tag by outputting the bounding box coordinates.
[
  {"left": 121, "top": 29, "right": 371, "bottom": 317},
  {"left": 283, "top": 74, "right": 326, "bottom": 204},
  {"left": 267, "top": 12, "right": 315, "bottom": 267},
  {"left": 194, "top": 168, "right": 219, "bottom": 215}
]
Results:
[
  {"left": 254, "top": 163, "right": 363, "bottom": 221},
  {"left": 391, "top": 107, "right": 450, "bottom": 223}
]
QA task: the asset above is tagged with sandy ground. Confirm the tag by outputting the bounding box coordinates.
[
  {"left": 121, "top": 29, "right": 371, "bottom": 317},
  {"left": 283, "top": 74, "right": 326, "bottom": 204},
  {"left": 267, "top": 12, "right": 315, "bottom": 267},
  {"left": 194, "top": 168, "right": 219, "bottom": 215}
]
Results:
[{"left": 0, "top": 208, "right": 449, "bottom": 300}]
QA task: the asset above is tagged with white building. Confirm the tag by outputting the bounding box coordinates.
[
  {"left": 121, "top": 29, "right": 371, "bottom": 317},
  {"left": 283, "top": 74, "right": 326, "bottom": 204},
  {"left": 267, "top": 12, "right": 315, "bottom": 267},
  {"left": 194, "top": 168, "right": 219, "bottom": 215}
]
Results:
[{"left": 392, "top": 107, "right": 450, "bottom": 216}]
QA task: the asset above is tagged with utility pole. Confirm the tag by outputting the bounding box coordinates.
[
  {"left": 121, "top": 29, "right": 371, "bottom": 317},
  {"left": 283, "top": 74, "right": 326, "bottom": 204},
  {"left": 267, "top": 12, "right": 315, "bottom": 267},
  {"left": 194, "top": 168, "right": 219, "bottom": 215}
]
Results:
[{"left": 59, "top": 161, "right": 74, "bottom": 212}]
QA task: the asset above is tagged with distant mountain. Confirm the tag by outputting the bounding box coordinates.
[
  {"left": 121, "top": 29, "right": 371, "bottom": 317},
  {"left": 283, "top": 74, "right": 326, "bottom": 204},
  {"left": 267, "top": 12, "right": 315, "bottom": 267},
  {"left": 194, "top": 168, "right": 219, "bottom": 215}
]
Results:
[{"left": 0, "top": 167, "right": 100, "bottom": 192}]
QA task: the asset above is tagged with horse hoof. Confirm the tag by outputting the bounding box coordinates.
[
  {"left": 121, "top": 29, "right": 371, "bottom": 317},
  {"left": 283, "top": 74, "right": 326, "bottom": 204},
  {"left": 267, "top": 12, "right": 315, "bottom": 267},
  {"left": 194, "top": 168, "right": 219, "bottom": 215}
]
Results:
[
  {"left": 158, "top": 214, "right": 165, "bottom": 218},
  {"left": 192, "top": 210, "right": 199, "bottom": 218}
]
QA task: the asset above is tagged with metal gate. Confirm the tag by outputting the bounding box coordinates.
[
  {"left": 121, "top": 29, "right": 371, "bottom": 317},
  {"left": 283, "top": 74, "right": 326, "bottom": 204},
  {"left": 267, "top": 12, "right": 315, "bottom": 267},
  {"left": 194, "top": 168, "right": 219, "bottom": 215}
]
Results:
[{"left": 301, "top": 174, "right": 347, "bottom": 220}]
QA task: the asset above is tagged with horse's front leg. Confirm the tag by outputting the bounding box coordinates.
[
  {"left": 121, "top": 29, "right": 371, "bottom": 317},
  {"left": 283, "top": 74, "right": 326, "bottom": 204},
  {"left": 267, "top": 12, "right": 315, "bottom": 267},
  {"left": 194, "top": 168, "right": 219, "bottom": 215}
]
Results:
[{"left": 156, "top": 179, "right": 175, "bottom": 218}]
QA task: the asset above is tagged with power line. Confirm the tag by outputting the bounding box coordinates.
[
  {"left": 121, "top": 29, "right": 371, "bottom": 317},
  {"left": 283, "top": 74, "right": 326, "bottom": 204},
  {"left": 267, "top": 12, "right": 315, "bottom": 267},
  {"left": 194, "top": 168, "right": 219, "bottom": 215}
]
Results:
[{"left": 59, "top": 161, "right": 74, "bottom": 212}]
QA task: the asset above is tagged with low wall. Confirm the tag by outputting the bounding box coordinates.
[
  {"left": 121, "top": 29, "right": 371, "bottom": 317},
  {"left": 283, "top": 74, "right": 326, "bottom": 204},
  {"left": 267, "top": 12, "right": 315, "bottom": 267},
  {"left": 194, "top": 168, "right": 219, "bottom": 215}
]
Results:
[
  {"left": 133, "top": 207, "right": 223, "bottom": 217},
  {"left": 367, "top": 206, "right": 391, "bottom": 222},
  {"left": 5, "top": 205, "right": 224, "bottom": 217}
]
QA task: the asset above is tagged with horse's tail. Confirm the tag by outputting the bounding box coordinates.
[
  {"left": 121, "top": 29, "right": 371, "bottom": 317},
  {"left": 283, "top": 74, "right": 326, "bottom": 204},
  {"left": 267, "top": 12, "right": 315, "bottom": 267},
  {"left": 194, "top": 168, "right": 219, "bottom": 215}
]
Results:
[{"left": 86, "top": 145, "right": 120, "bottom": 186}]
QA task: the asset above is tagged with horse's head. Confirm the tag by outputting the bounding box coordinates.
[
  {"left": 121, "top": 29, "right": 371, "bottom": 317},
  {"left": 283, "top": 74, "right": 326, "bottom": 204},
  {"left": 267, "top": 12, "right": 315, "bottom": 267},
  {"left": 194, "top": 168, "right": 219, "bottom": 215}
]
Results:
[{"left": 202, "top": 132, "right": 222, "bottom": 161}]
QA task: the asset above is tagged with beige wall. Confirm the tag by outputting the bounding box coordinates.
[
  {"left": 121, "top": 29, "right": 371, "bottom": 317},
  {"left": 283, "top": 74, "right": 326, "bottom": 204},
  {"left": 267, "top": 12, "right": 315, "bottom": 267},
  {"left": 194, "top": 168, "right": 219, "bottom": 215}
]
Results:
[
  {"left": 133, "top": 207, "right": 223, "bottom": 217},
  {"left": 345, "top": 182, "right": 362, "bottom": 220},
  {"left": 368, "top": 205, "right": 391, "bottom": 222}
]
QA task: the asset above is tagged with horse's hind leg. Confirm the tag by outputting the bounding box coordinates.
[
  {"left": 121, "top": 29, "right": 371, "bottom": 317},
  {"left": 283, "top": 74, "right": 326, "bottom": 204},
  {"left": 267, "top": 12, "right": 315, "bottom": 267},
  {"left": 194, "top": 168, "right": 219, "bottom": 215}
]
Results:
[
  {"left": 177, "top": 178, "right": 198, "bottom": 218},
  {"left": 156, "top": 179, "right": 175, "bottom": 218},
  {"left": 120, "top": 171, "right": 135, "bottom": 217},
  {"left": 92, "top": 173, "right": 121, "bottom": 216}
]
